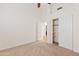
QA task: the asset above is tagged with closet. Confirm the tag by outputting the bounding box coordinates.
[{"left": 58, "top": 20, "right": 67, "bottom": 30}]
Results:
[
  {"left": 52, "top": 4, "right": 73, "bottom": 50},
  {"left": 52, "top": 4, "right": 79, "bottom": 53}
]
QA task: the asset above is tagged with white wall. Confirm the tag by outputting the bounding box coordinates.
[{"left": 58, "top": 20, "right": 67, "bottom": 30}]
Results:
[
  {"left": 0, "top": 3, "right": 40, "bottom": 50},
  {"left": 37, "top": 22, "right": 43, "bottom": 40}
]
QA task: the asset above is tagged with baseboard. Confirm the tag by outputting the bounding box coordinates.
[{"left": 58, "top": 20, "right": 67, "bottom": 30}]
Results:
[{"left": 0, "top": 39, "right": 36, "bottom": 52}]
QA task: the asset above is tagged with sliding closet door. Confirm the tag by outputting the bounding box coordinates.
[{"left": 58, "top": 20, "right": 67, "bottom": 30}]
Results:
[
  {"left": 73, "top": 4, "right": 79, "bottom": 53},
  {"left": 58, "top": 4, "right": 73, "bottom": 50}
]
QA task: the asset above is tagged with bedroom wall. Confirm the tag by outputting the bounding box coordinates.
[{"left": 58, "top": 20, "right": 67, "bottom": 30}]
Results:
[{"left": 0, "top": 3, "right": 41, "bottom": 50}]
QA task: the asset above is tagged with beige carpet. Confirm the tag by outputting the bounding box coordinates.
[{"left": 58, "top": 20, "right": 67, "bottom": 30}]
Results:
[{"left": 0, "top": 41, "right": 79, "bottom": 56}]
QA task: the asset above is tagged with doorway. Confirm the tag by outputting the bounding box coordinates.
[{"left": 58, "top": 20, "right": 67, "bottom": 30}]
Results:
[
  {"left": 52, "top": 18, "right": 59, "bottom": 45},
  {"left": 41, "top": 22, "right": 48, "bottom": 42},
  {"left": 37, "top": 22, "right": 48, "bottom": 42}
]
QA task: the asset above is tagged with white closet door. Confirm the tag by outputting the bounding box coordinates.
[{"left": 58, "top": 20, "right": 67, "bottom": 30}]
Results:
[
  {"left": 59, "top": 4, "right": 73, "bottom": 50},
  {"left": 73, "top": 4, "right": 79, "bottom": 53}
]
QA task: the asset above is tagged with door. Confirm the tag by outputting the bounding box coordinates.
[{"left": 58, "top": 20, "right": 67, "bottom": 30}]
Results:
[
  {"left": 53, "top": 18, "right": 59, "bottom": 45},
  {"left": 59, "top": 11, "right": 73, "bottom": 50}
]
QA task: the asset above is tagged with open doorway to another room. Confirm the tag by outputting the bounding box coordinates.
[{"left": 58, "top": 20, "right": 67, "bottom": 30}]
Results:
[
  {"left": 37, "top": 22, "right": 48, "bottom": 43},
  {"left": 52, "top": 18, "right": 59, "bottom": 46},
  {"left": 42, "top": 22, "right": 48, "bottom": 42}
]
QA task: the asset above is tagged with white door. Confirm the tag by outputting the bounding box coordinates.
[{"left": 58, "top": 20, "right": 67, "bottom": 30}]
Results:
[{"left": 58, "top": 5, "right": 73, "bottom": 50}]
